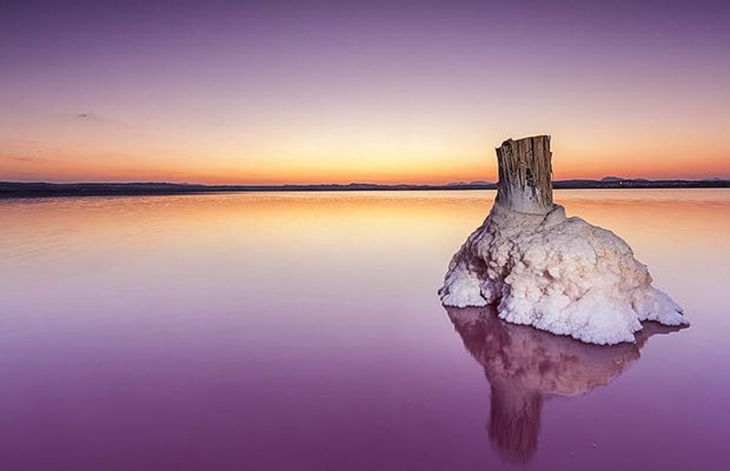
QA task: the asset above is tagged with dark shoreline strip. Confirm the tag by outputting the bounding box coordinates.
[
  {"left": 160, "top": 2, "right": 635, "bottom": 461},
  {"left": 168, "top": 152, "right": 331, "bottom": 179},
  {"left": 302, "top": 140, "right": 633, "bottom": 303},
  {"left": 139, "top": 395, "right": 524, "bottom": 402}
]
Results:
[{"left": 0, "top": 180, "right": 728, "bottom": 199}]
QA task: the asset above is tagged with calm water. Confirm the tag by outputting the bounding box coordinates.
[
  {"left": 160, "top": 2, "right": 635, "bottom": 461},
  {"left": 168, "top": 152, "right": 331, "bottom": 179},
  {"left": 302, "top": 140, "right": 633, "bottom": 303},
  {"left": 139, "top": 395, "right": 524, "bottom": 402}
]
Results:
[{"left": 1, "top": 190, "right": 729, "bottom": 470}]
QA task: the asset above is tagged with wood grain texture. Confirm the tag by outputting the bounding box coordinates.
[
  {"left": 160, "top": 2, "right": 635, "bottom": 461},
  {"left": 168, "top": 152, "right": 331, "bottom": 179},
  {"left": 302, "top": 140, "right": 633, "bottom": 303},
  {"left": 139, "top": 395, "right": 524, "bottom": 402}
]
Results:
[{"left": 495, "top": 135, "right": 553, "bottom": 214}]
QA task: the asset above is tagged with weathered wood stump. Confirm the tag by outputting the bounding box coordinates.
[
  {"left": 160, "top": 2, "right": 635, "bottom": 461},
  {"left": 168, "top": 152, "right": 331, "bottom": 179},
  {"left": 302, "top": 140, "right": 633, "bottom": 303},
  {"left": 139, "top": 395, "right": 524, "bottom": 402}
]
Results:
[{"left": 495, "top": 135, "right": 553, "bottom": 214}]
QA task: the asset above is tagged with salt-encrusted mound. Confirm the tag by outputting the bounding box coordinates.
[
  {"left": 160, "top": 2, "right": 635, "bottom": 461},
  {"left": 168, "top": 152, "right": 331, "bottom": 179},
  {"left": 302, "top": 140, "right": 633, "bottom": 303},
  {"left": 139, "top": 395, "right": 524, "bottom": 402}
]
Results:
[
  {"left": 439, "top": 203, "right": 688, "bottom": 344},
  {"left": 439, "top": 134, "right": 689, "bottom": 344}
]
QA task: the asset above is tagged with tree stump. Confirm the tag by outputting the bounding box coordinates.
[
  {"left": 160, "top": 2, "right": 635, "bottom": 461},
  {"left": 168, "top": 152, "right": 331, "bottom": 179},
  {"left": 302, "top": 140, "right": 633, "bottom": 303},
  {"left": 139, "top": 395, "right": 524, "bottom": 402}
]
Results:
[{"left": 495, "top": 135, "right": 554, "bottom": 214}]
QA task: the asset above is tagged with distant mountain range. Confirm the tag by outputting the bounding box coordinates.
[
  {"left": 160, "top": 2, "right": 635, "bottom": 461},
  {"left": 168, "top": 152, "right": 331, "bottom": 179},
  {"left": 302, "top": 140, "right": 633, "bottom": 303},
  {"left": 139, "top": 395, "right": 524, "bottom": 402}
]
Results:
[{"left": 1, "top": 177, "right": 728, "bottom": 198}]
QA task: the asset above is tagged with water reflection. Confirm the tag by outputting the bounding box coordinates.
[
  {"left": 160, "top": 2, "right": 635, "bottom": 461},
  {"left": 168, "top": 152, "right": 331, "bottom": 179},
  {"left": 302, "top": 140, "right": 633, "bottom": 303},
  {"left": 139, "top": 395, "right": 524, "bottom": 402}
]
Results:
[{"left": 447, "top": 306, "right": 682, "bottom": 461}]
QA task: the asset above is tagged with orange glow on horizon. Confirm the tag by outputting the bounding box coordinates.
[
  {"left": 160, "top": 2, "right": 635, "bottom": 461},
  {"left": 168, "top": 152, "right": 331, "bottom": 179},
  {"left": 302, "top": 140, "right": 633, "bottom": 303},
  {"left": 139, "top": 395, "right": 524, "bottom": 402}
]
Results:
[{"left": 2, "top": 147, "right": 728, "bottom": 185}]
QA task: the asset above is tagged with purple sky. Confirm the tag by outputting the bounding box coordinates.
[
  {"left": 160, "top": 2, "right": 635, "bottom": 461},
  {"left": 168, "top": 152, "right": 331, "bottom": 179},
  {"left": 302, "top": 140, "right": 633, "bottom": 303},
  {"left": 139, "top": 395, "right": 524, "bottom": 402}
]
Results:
[{"left": 1, "top": 0, "right": 729, "bottom": 183}]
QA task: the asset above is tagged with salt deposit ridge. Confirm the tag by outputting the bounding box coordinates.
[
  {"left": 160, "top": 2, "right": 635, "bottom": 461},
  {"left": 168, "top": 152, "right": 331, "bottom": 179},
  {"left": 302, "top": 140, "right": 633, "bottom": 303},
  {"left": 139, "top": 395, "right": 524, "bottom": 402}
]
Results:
[{"left": 439, "top": 136, "right": 689, "bottom": 345}]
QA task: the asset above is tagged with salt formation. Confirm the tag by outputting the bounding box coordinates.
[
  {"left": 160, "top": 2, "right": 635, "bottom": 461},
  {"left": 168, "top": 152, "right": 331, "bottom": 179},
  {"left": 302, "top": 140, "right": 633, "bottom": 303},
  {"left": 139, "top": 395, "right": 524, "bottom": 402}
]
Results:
[
  {"left": 447, "top": 306, "right": 681, "bottom": 460},
  {"left": 439, "top": 135, "right": 688, "bottom": 345}
]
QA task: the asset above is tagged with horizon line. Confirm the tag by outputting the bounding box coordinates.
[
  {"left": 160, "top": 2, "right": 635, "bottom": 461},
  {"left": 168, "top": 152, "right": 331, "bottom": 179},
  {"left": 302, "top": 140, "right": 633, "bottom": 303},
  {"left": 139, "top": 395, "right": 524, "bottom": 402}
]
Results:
[{"left": 3, "top": 175, "right": 730, "bottom": 187}]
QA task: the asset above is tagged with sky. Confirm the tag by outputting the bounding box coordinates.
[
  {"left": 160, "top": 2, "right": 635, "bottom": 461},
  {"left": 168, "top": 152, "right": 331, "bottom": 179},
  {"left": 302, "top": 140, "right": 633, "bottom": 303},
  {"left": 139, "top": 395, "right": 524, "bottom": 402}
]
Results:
[{"left": 1, "top": 0, "right": 729, "bottom": 184}]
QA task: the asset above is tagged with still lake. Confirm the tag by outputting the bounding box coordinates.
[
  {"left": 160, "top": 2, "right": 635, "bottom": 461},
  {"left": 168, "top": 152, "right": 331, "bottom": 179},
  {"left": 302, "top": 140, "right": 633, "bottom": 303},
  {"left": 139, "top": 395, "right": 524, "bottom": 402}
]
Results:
[{"left": 1, "top": 189, "right": 728, "bottom": 470}]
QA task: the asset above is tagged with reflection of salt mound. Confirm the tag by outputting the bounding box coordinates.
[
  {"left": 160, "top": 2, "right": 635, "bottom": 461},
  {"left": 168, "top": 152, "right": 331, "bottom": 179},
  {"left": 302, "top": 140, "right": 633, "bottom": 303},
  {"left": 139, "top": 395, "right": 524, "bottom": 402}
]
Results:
[
  {"left": 448, "top": 306, "right": 681, "bottom": 460},
  {"left": 439, "top": 135, "right": 688, "bottom": 345}
]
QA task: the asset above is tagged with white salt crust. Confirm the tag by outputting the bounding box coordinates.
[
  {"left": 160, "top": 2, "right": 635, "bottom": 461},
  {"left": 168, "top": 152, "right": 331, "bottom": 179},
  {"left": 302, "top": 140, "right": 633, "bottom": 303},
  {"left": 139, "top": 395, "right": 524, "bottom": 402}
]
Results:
[{"left": 439, "top": 203, "right": 689, "bottom": 345}]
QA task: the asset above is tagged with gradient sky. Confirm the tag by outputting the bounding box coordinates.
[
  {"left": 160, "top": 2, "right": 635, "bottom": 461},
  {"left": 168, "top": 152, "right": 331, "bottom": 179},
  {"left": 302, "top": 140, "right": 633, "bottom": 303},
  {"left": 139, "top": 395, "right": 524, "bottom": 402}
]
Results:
[{"left": 1, "top": 0, "right": 729, "bottom": 184}]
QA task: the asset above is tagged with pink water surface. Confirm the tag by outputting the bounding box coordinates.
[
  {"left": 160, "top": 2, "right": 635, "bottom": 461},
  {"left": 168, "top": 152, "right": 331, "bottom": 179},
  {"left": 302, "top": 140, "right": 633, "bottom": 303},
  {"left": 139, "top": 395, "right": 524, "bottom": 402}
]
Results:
[{"left": 1, "top": 190, "right": 728, "bottom": 470}]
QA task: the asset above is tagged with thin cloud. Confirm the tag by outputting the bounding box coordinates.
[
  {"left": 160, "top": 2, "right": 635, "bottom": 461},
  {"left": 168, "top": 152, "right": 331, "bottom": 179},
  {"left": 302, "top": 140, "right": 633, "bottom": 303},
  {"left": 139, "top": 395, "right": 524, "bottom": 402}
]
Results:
[
  {"left": 71, "top": 112, "right": 103, "bottom": 121},
  {"left": 61, "top": 112, "right": 118, "bottom": 125},
  {"left": 6, "top": 156, "right": 44, "bottom": 164}
]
